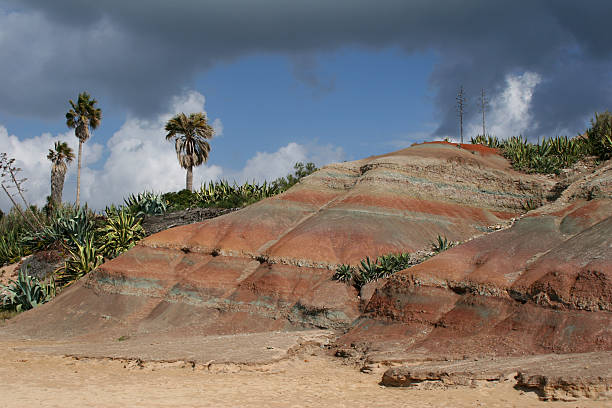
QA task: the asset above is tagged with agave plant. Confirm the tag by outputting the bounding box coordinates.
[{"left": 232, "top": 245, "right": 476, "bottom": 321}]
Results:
[
  {"left": 376, "top": 252, "right": 412, "bottom": 277},
  {"left": 521, "top": 198, "right": 542, "bottom": 212},
  {"left": 333, "top": 252, "right": 413, "bottom": 289},
  {"left": 98, "top": 210, "right": 145, "bottom": 258},
  {"left": 56, "top": 236, "right": 103, "bottom": 286},
  {"left": 355, "top": 256, "right": 378, "bottom": 286},
  {"left": 21, "top": 205, "right": 95, "bottom": 251},
  {"left": 1, "top": 268, "right": 55, "bottom": 312},
  {"left": 585, "top": 111, "right": 612, "bottom": 160},
  {"left": 432, "top": 235, "right": 454, "bottom": 253},
  {"left": 124, "top": 192, "right": 167, "bottom": 217},
  {"left": 472, "top": 132, "right": 594, "bottom": 174},
  {"left": 470, "top": 135, "right": 503, "bottom": 149},
  {"left": 332, "top": 264, "right": 354, "bottom": 282}
]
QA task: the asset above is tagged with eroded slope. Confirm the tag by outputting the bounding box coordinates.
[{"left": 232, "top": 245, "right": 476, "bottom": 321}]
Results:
[
  {"left": 341, "top": 160, "right": 612, "bottom": 357},
  {"left": 5, "top": 143, "right": 549, "bottom": 340}
]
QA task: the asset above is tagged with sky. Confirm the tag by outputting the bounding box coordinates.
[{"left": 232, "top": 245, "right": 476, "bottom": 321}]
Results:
[{"left": 1, "top": 0, "right": 611, "bottom": 211}]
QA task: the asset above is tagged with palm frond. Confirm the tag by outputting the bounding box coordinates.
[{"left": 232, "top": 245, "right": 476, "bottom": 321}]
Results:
[{"left": 165, "top": 112, "right": 214, "bottom": 170}]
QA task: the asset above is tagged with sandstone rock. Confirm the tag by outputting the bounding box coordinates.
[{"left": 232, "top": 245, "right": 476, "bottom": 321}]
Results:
[
  {"left": 6, "top": 143, "right": 549, "bottom": 341},
  {"left": 340, "top": 161, "right": 612, "bottom": 357},
  {"left": 382, "top": 352, "right": 612, "bottom": 401}
]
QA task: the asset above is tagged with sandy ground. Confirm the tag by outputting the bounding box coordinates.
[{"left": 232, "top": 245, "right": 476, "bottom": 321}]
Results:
[
  {"left": 0, "top": 261, "right": 19, "bottom": 286},
  {"left": 0, "top": 339, "right": 610, "bottom": 408}
]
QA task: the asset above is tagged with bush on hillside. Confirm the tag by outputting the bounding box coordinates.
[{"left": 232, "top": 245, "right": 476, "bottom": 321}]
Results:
[
  {"left": 472, "top": 112, "right": 612, "bottom": 174},
  {"left": 271, "top": 162, "right": 318, "bottom": 191},
  {"left": 585, "top": 111, "right": 612, "bottom": 161},
  {"left": 471, "top": 134, "right": 588, "bottom": 174}
]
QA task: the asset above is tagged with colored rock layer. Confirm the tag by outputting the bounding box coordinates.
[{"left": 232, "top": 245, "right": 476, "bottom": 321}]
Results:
[
  {"left": 341, "top": 160, "right": 612, "bottom": 357},
  {"left": 6, "top": 143, "right": 611, "bottom": 360}
]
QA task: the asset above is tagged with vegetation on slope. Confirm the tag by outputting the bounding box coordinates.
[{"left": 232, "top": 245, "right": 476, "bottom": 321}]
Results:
[
  {"left": 332, "top": 236, "right": 458, "bottom": 290},
  {"left": 471, "top": 111, "right": 612, "bottom": 174},
  {"left": 0, "top": 162, "right": 318, "bottom": 312}
]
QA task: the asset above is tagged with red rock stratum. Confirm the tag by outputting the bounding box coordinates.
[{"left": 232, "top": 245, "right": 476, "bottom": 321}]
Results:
[{"left": 4, "top": 143, "right": 610, "bottom": 360}]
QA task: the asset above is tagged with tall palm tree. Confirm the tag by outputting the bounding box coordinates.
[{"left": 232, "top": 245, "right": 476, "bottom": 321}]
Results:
[
  {"left": 66, "top": 92, "right": 101, "bottom": 207},
  {"left": 47, "top": 141, "right": 75, "bottom": 209},
  {"left": 165, "top": 112, "right": 214, "bottom": 191}
]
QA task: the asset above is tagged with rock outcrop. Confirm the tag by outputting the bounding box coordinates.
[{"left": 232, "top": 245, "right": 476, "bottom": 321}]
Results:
[
  {"left": 4, "top": 143, "right": 611, "bottom": 368},
  {"left": 381, "top": 352, "right": 612, "bottom": 401},
  {"left": 5, "top": 142, "right": 551, "bottom": 340},
  {"left": 340, "top": 159, "right": 612, "bottom": 357}
]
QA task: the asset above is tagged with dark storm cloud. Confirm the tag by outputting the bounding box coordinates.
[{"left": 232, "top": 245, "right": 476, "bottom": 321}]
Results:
[{"left": 1, "top": 0, "right": 611, "bottom": 137}]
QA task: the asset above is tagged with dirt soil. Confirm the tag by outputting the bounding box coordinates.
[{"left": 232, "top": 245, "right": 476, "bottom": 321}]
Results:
[
  {"left": 0, "top": 331, "right": 610, "bottom": 407},
  {"left": 0, "top": 261, "right": 19, "bottom": 286}
]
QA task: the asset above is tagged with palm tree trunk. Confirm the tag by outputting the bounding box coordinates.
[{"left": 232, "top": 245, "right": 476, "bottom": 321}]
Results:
[
  {"left": 50, "top": 168, "right": 59, "bottom": 209},
  {"left": 50, "top": 167, "right": 66, "bottom": 209},
  {"left": 76, "top": 140, "right": 83, "bottom": 207},
  {"left": 186, "top": 165, "right": 193, "bottom": 191}
]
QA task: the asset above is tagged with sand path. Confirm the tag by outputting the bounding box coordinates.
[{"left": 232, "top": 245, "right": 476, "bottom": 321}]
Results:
[{"left": 0, "top": 339, "right": 609, "bottom": 408}]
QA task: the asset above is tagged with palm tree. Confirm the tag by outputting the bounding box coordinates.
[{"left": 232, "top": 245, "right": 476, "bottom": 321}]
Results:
[
  {"left": 47, "top": 141, "right": 75, "bottom": 209},
  {"left": 66, "top": 92, "right": 101, "bottom": 207},
  {"left": 165, "top": 112, "right": 214, "bottom": 191}
]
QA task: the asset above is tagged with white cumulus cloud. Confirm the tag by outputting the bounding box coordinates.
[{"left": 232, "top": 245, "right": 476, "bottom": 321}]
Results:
[
  {"left": 0, "top": 91, "right": 345, "bottom": 212},
  {"left": 467, "top": 71, "right": 542, "bottom": 139},
  {"left": 212, "top": 118, "right": 224, "bottom": 137},
  {"left": 0, "top": 125, "right": 103, "bottom": 211},
  {"left": 236, "top": 142, "right": 344, "bottom": 183}
]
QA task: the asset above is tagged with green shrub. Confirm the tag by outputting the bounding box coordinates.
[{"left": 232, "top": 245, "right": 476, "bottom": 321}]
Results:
[
  {"left": 355, "top": 256, "right": 378, "bottom": 287},
  {"left": 162, "top": 189, "right": 198, "bottom": 210},
  {"left": 0, "top": 227, "right": 25, "bottom": 265},
  {"left": 471, "top": 134, "right": 503, "bottom": 148},
  {"left": 271, "top": 162, "right": 318, "bottom": 191},
  {"left": 194, "top": 180, "right": 279, "bottom": 208},
  {"left": 1, "top": 268, "right": 55, "bottom": 312},
  {"left": 0, "top": 207, "right": 35, "bottom": 266},
  {"left": 160, "top": 162, "right": 317, "bottom": 211},
  {"left": 521, "top": 198, "right": 542, "bottom": 212},
  {"left": 124, "top": 192, "right": 167, "bottom": 216},
  {"left": 585, "top": 111, "right": 612, "bottom": 161}
]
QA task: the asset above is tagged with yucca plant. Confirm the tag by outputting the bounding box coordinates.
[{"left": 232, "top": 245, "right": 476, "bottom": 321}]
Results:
[
  {"left": 1, "top": 268, "right": 55, "bottom": 312},
  {"left": 98, "top": 210, "right": 145, "bottom": 258},
  {"left": 471, "top": 132, "right": 598, "bottom": 174}
]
